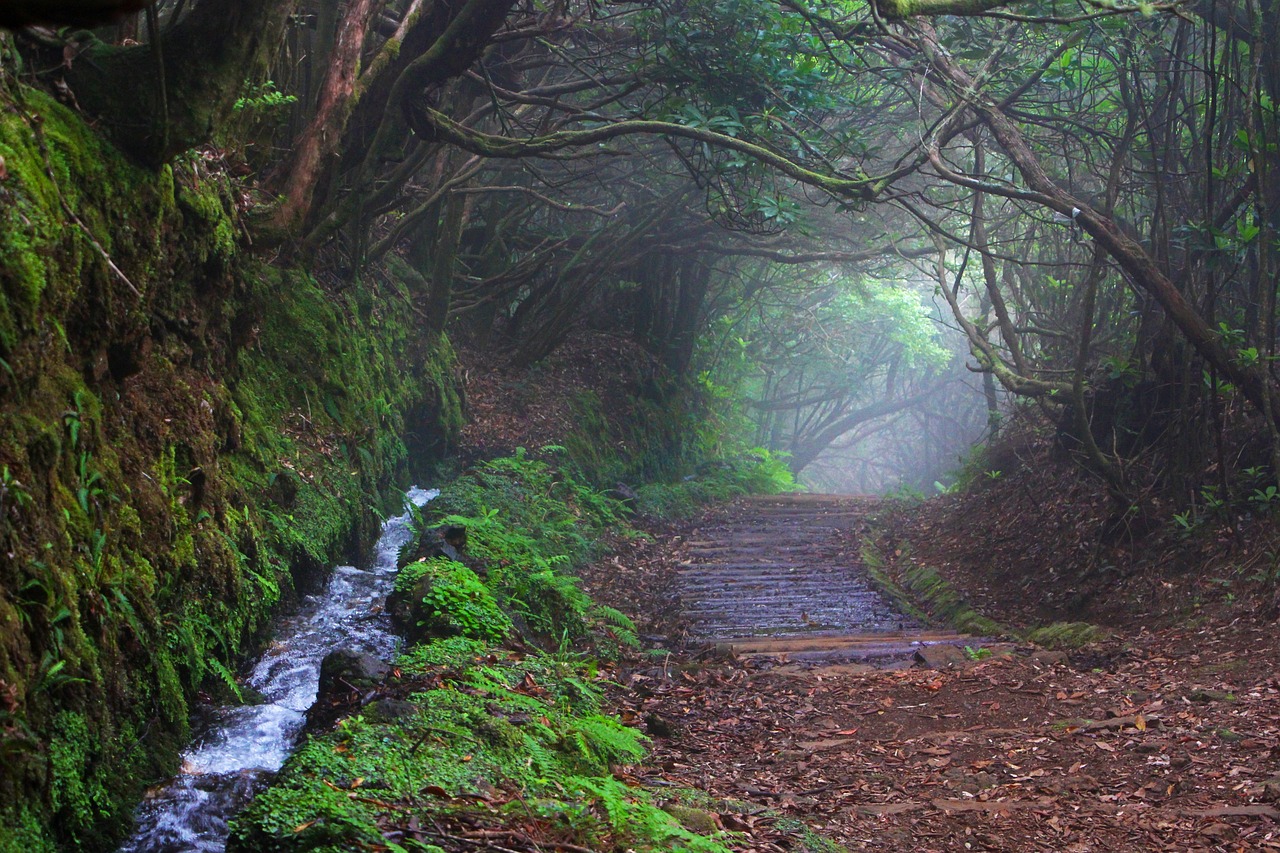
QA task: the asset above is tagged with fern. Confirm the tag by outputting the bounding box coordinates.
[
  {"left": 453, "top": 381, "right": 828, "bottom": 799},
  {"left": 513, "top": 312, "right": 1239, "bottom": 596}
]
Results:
[
  {"left": 569, "top": 776, "right": 632, "bottom": 829},
  {"left": 564, "top": 776, "right": 734, "bottom": 853},
  {"left": 206, "top": 657, "right": 244, "bottom": 703},
  {"left": 465, "top": 669, "right": 557, "bottom": 718},
  {"left": 522, "top": 733, "right": 563, "bottom": 777},
  {"left": 591, "top": 604, "right": 640, "bottom": 648},
  {"left": 569, "top": 714, "right": 646, "bottom": 765}
]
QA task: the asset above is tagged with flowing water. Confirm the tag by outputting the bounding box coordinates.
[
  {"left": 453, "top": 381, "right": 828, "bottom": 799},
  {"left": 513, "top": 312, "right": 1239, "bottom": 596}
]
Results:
[{"left": 119, "top": 487, "right": 438, "bottom": 853}]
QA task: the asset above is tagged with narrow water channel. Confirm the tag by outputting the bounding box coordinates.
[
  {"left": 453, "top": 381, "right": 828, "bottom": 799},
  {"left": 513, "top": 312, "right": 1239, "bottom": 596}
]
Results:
[{"left": 119, "top": 487, "right": 437, "bottom": 853}]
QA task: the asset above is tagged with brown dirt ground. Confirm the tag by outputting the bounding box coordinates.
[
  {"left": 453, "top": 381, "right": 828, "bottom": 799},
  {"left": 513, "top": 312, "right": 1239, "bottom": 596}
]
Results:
[
  {"left": 459, "top": 341, "right": 1280, "bottom": 851},
  {"left": 454, "top": 331, "right": 658, "bottom": 464},
  {"left": 581, "top": 495, "right": 1280, "bottom": 853}
]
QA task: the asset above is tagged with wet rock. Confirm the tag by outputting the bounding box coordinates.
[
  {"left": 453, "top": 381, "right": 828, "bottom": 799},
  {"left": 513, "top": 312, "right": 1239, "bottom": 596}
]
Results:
[
  {"left": 307, "top": 649, "right": 391, "bottom": 730},
  {"left": 319, "top": 649, "right": 390, "bottom": 698},
  {"left": 912, "top": 644, "right": 969, "bottom": 670},
  {"left": 364, "top": 698, "right": 418, "bottom": 723},
  {"left": 402, "top": 525, "right": 466, "bottom": 567}
]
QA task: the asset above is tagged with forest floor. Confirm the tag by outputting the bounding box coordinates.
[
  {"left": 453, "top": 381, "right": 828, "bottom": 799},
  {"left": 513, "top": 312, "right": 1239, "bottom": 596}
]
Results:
[
  {"left": 455, "top": 342, "right": 1280, "bottom": 851},
  {"left": 580, "top": 498, "right": 1280, "bottom": 853}
]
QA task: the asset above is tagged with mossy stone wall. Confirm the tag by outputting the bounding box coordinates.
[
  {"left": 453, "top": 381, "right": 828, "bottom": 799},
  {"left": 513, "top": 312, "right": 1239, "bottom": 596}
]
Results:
[{"left": 0, "top": 84, "right": 460, "bottom": 850}]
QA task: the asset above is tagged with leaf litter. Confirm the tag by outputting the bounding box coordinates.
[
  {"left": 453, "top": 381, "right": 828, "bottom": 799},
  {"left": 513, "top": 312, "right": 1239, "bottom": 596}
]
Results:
[{"left": 582, "top": 497, "right": 1280, "bottom": 852}]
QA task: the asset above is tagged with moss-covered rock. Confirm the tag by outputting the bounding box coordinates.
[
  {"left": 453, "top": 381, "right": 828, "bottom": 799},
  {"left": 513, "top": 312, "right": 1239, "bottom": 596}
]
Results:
[
  {"left": 388, "top": 557, "right": 511, "bottom": 643},
  {"left": 1023, "top": 621, "right": 1107, "bottom": 650},
  {"left": 0, "top": 82, "right": 461, "bottom": 850}
]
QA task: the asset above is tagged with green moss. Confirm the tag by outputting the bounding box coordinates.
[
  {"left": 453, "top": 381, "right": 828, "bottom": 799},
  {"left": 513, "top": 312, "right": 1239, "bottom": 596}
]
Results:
[
  {"left": 229, "top": 641, "right": 726, "bottom": 853},
  {"left": 49, "top": 711, "right": 107, "bottom": 835},
  {"left": 1022, "top": 621, "right": 1106, "bottom": 650},
  {"left": 859, "top": 540, "right": 1005, "bottom": 637},
  {"left": 0, "top": 806, "right": 59, "bottom": 853},
  {"left": 0, "top": 81, "right": 463, "bottom": 849},
  {"left": 394, "top": 558, "right": 511, "bottom": 641},
  {"left": 865, "top": 542, "right": 1107, "bottom": 651},
  {"left": 896, "top": 563, "right": 1004, "bottom": 636},
  {"left": 411, "top": 451, "right": 639, "bottom": 645}
]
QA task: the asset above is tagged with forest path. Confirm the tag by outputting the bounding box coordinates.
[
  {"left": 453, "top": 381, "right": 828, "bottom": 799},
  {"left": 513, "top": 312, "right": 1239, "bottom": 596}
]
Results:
[
  {"left": 591, "top": 496, "right": 1280, "bottom": 852},
  {"left": 677, "top": 493, "right": 967, "bottom": 664}
]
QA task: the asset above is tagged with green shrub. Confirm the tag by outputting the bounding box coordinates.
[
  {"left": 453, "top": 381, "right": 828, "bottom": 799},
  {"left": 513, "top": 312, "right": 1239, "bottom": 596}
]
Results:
[
  {"left": 393, "top": 557, "right": 511, "bottom": 642},
  {"left": 633, "top": 447, "right": 795, "bottom": 518},
  {"left": 410, "top": 450, "right": 634, "bottom": 644}
]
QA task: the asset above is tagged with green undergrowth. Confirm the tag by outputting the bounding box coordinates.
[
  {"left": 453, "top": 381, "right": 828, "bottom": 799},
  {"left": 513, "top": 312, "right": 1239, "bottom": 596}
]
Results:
[
  {"left": 562, "top": 388, "right": 796, "bottom": 519},
  {"left": 411, "top": 449, "right": 642, "bottom": 653},
  {"left": 228, "top": 639, "right": 732, "bottom": 853},
  {"left": 0, "top": 81, "right": 461, "bottom": 850},
  {"left": 227, "top": 448, "right": 758, "bottom": 852},
  {"left": 393, "top": 558, "right": 512, "bottom": 642},
  {"left": 231, "top": 447, "right": 827, "bottom": 852},
  {"left": 630, "top": 446, "right": 796, "bottom": 519},
  {"left": 862, "top": 543, "right": 1106, "bottom": 649}
]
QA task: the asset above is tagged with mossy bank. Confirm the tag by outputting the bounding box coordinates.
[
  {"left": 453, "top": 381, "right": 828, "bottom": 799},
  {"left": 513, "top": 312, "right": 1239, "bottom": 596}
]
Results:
[
  {"left": 0, "top": 82, "right": 461, "bottom": 849},
  {"left": 227, "top": 450, "right": 794, "bottom": 852}
]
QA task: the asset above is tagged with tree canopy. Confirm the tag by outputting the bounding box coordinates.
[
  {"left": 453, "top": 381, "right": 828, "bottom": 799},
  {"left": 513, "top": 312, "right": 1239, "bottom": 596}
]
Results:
[{"left": 7, "top": 0, "right": 1279, "bottom": 492}]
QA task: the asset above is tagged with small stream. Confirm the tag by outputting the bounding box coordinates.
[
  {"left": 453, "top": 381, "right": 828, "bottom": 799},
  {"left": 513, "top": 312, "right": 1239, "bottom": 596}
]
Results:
[{"left": 119, "top": 487, "right": 437, "bottom": 853}]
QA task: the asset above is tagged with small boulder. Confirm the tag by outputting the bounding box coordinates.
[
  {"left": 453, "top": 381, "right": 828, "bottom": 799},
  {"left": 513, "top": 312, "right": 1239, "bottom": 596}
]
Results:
[
  {"left": 387, "top": 557, "right": 511, "bottom": 644},
  {"left": 307, "top": 649, "right": 390, "bottom": 731},
  {"left": 662, "top": 804, "right": 720, "bottom": 834},
  {"left": 912, "top": 644, "right": 969, "bottom": 670},
  {"left": 404, "top": 525, "right": 465, "bottom": 566},
  {"left": 316, "top": 649, "right": 389, "bottom": 704},
  {"left": 606, "top": 482, "right": 639, "bottom": 507},
  {"left": 363, "top": 698, "right": 419, "bottom": 724}
]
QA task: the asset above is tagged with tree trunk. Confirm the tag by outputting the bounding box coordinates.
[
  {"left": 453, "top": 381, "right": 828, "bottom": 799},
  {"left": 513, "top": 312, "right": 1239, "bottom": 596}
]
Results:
[
  {"left": 920, "top": 26, "right": 1277, "bottom": 424},
  {"left": 266, "top": 0, "right": 380, "bottom": 236}
]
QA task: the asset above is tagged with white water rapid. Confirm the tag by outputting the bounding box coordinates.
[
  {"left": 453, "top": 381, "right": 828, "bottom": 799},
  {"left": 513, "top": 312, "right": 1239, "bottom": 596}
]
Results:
[{"left": 118, "top": 487, "right": 437, "bottom": 852}]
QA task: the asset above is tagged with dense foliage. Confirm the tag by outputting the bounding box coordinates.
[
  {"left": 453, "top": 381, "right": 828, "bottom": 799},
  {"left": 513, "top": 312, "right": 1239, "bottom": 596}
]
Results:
[
  {"left": 2, "top": 0, "right": 1279, "bottom": 842},
  {"left": 230, "top": 447, "right": 803, "bottom": 852}
]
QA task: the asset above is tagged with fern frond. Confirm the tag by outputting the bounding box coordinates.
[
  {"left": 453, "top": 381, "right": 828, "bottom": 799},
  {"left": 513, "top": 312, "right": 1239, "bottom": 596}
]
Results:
[
  {"left": 206, "top": 657, "right": 244, "bottom": 703},
  {"left": 572, "top": 714, "right": 646, "bottom": 765},
  {"left": 593, "top": 605, "right": 636, "bottom": 631}
]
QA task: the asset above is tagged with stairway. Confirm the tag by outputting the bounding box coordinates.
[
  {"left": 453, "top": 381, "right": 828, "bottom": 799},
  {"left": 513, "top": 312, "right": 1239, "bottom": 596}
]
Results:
[{"left": 678, "top": 494, "right": 967, "bottom": 664}]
